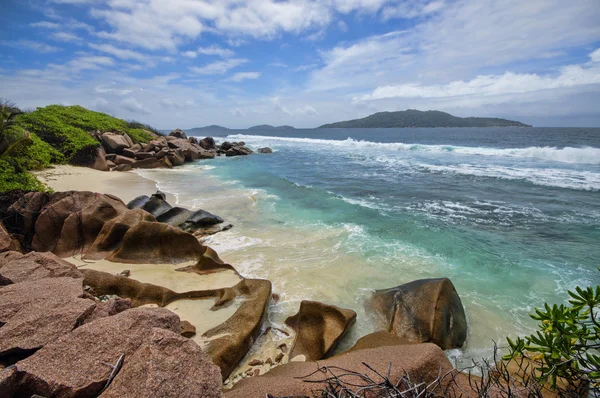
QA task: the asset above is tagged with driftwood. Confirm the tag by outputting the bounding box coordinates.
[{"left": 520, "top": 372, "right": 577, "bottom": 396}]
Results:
[{"left": 98, "top": 353, "right": 125, "bottom": 395}]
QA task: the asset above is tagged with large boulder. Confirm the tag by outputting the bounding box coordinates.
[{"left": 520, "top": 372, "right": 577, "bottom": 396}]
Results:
[
  {"left": 225, "top": 343, "right": 460, "bottom": 397},
  {"left": 169, "top": 129, "right": 188, "bottom": 139},
  {"left": 5, "top": 191, "right": 49, "bottom": 248},
  {"left": 199, "top": 137, "right": 216, "bottom": 151},
  {"left": 106, "top": 221, "right": 206, "bottom": 264},
  {"left": 83, "top": 209, "right": 157, "bottom": 261},
  {"left": 100, "top": 132, "right": 133, "bottom": 154},
  {"left": 30, "top": 191, "right": 129, "bottom": 257},
  {"left": 140, "top": 194, "right": 173, "bottom": 218},
  {"left": 100, "top": 327, "right": 222, "bottom": 398},
  {"left": 285, "top": 300, "right": 356, "bottom": 361},
  {"left": 156, "top": 207, "right": 193, "bottom": 226},
  {"left": 180, "top": 209, "right": 224, "bottom": 230},
  {"left": 367, "top": 278, "right": 467, "bottom": 350},
  {"left": 1, "top": 308, "right": 180, "bottom": 397},
  {"left": 0, "top": 251, "right": 82, "bottom": 284},
  {"left": 131, "top": 156, "right": 173, "bottom": 169},
  {"left": 71, "top": 146, "right": 110, "bottom": 171},
  {"left": 167, "top": 149, "right": 185, "bottom": 166},
  {"left": 226, "top": 145, "right": 253, "bottom": 157},
  {"left": 113, "top": 155, "right": 136, "bottom": 165},
  {"left": 0, "top": 222, "right": 20, "bottom": 253},
  {"left": 257, "top": 147, "right": 273, "bottom": 154},
  {"left": 0, "top": 277, "right": 95, "bottom": 359}
]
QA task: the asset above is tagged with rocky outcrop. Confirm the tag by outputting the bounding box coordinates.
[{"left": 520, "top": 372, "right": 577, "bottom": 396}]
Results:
[
  {"left": 285, "top": 300, "right": 356, "bottom": 361},
  {"left": 226, "top": 343, "right": 461, "bottom": 397},
  {"left": 0, "top": 277, "right": 94, "bottom": 360},
  {"left": 169, "top": 129, "right": 188, "bottom": 139},
  {"left": 1, "top": 308, "right": 182, "bottom": 397},
  {"left": 99, "top": 328, "right": 222, "bottom": 398},
  {"left": 101, "top": 132, "right": 134, "bottom": 154},
  {"left": 131, "top": 156, "right": 173, "bottom": 169},
  {"left": 345, "top": 331, "right": 408, "bottom": 353},
  {"left": 367, "top": 278, "right": 467, "bottom": 350},
  {"left": 0, "top": 251, "right": 82, "bottom": 283},
  {"left": 71, "top": 146, "right": 110, "bottom": 171},
  {"left": 0, "top": 222, "right": 20, "bottom": 253},
  {"left": 199, "top": 136, "right": 216, "bottom": 151},
  {"left": 257, "top": 147, "right": 273, "bottom": 154}
]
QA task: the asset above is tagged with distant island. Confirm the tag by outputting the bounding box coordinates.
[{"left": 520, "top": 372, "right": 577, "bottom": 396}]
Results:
[
  {"left": 248, "top": 124, "right": 296, "bottom": 130},
  {"left": 186, "top": 125, "right": 232, "bottom": 135},
  {"left": 319, "top": 109, "right": 531, "bottom": 128}
]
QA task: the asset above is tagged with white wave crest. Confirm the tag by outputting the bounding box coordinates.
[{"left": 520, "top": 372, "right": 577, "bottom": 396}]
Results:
[{"left": 227, "top": 134, "right": 600, "bottom": 165}]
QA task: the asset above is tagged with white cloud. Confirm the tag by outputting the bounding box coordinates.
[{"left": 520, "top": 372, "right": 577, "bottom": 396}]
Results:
[
  {"left": 591, "top": 48, "right": 600, "bottom": 63},
  {"left": 51, "top": 31, "right": 83, "bottom": 42},
  {"left": 121, "top": 97, "right": 150, "bottom": 114},
  {"left": 182, "top": 51, "right": 197, "bottom": 59},
  {"left": 269, "top": 62, "right": 288, "bottom": 68},
  {"left": 196, "top": 45, "right": 234, "bottom": 57},
  {"left": 227, "top": 72, "right": 261, "bottom": 82},
  {"left": 190, "top": 58, "right": 247, "bottom": 74},
  {"left": 89, "top": 43, "right": 148, "bottom": 62},
  {"left": 382, "top": 0, "right": 445, "bottom": 20},
  {"left": 0, "top": 40, "right": 61, "bottom": 53},
  {"left": 30, "top": 21, "right": 61, "bottom": 29}
]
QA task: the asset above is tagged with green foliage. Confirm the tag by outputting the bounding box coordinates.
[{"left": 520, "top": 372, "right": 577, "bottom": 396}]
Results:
[
  {"left": 0, "top": 159, "right": 48, "bottom": 192},
  {"left": 320, "top": 109, "right": 532, "bottom": 128},
  {"left": 504, "top": 269, "right": 600, "bottom": 391},
  {"left": 125, "top": 127, "right": 157, "bottom": 143}
]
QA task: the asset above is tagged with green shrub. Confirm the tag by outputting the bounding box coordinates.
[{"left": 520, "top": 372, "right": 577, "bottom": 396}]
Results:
[{"left": 0, "top": 159, "right": 48, "bottom": 192}]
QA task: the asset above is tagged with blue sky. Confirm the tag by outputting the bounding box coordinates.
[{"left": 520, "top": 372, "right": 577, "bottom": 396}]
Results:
[{"left": 1, "top": 0, "right": 599, "bottom": 128}]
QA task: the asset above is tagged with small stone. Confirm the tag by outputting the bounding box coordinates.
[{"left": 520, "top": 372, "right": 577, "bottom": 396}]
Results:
[
  {"left": 179, "top": 320, "right": 196, "bottom": 338},
  {"left": 265, "top": 358, "right": 273, "bottom": 366},
  {"left": 253, "top": 369, "right": 261, "bottom": 377},
  {"left": 278, "top": 343, "right": 288, "bottom": 353},
  {"left": 118, "top": 269, "right": 131, "bottom": 277},
  {"left": 248, "top": 359, "right": 263, "bottom": 366},
  {"left": 275, "top": 353, "right": 284, "bottom": 363},
  {"left": 272, "top": 293, "right": 280, "bottom": 302}
]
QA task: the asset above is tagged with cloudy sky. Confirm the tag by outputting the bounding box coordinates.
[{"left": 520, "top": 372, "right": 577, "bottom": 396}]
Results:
[{"left": 1, "top": 0, "right": 599, "bottom": 128}]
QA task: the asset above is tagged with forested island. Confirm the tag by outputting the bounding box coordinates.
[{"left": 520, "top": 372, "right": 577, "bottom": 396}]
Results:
[{"left": 320, "top": 109, "right": 531, "bottom": 128}]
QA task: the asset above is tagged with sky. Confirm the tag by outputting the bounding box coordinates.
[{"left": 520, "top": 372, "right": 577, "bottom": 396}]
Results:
[{"left": 1, "top": 0, "right": 599, "bottom": 129}]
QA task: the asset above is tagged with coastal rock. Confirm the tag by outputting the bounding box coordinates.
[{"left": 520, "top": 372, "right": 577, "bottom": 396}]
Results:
[
  {"left": 130, "top": 143, "right": 143, "bottom": 152},
  {"left": 140, "top": 195, "right": 173, "bottom": 218},
  {"left": 169, "top": 129, "right": 188, "bottom": 139},
  {"left": 167, "top": 149, "right": 185, "bottom": 166},
  {"left": 199, "top": 137, "right": 216, "bottom": 151},
  {"left": 225, "top": 145, "right": 253, "bottom": 157},
  {"left": 156, "top": 207, "right": 193, "bottom": 226},
  {"left": 155, "top": 148, "right": 168, "bottom": 159},
  {"left": 285, "top": 300, "right": 357, "bottom": 361},
  {"left": 107, "top": 221, "right": 205, "bottom": 264},
  {"left": 107, "top": 160, "right": 116, "bottom": 168},
  {"left": 122, "top": 148, "right": 137, "bottom": 158},
  {"left": 0, "top": 251, "right": 82, "bottom": 283},
  {"left": 180, "top": 320, "right": 197, "bottom": 337},
  {"left": 5, "top": 191, "right": 49, "bottom": 248},
  {"left": 257, "top": 147, "right": 273, "bottom": 154},
  {"left": 2, "top": 308, "right": 180, "bottom": 397},
  {"left": 113, "top": 164, "right": 132, "bottom": 172},
  {"left": 345, "top": 331, "right": 409, "bottom": 353},
  {"left": 99, "top": 328, "right": 222, "bottom": 398},
  {"left": 188, "top": 136, "right": 199, "bottom": 145},
  {"left": 168, "top": 139, "right": 215, "bottom": 161},
  {"left": 71, "top": 146, "right": 110, "bottom": 171},
  {"left": 84, "top": 209, "right": 157, "bottom": 260},
  {"left": 181, "top": 209, "right": 224, "bottom": 229},
  {"left": 226, "top": 343, "right": 458, "bottom": 397},
  {"left": 204, "top": 279, "right": 272, "bottom": 380},
  {"left": 367, "top": 278, "right": 467, "bottom": 350},
  {"left": 0, "top": 222, "right": 20, "bottom": 253},
  {"left": 82, "top": 297, "right": 132, "bottom": 325},
  {"left": 127, "top": 195, "right": 150, "bottom": 210},
  {"left": 131, "top": 156, "right": 173, "bottom": 169},
  {"left": 113, "top": 155, "right": 136, "bottom": 165},
  {"left": 30, "top": 191, "right": 129, "bottom": 257},
  {"left": 100, "top": 132, "right": 133, "bottom": 154},
  {"left": 135, "top": 151, "right": 156, "bottom": 160}
]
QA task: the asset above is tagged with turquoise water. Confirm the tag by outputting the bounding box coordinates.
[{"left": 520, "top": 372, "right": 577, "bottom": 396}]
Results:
[{"left": 137, "top": 127, "right": 600, "bottom": 364}]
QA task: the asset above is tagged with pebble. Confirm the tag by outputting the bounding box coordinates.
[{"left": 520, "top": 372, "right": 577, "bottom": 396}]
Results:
[
  {"left": 278, "top": 343, "right": 288, "bottom": 353},
  {"left": 249, "top": 359, "right": 264, "bottom": 366},
  {"left": 275, "top": 353, "right": 284, "bottom": 363}
]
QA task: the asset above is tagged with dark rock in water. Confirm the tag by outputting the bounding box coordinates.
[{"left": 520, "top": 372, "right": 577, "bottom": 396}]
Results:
[
  {"left": 169, "top": 129, "right": 188, "bottom": 139},
  {"left": 191, "top": 223, "right": 233, "bottom": 237},
  {"left": 367, "top": 278, "right": 467, "bottom": 350},
  {"left": 182, "top": 209, "right": 224, "bottom": 227},
  {"left": 156, "top": 207, "right": 194, "bottom": 227},
  {"left": 220, "top": 141, "right": 234, "bottom": 151},
  {"left": 225, "top": 146, "right": 253, "bottom": 157},
  {"left": 200, "top": 137, "right": 216, "bottom": 151},
  {"left": 257, "top": 147, "right": 273, "bottom": 154},
  {"left": 141, "top": 195, "right": 173, "bottom": 218},
  {"left": 285, "top": 300, "right": 356, "bottom": 361},
  {"left": 128, "top": 195, "right": 150, "bottom": 209},
  {"left": 152, "top": 191, "right": 166, "bottom": 201}
]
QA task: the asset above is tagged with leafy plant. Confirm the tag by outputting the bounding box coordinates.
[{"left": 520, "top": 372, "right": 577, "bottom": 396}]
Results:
[{"left": 504, "top": 269, "right": 600, "bottom": 393}]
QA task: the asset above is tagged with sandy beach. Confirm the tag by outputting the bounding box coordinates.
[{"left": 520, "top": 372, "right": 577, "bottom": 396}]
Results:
[{"left": 34, "top": 165, "right": 177, "bottom": 204}]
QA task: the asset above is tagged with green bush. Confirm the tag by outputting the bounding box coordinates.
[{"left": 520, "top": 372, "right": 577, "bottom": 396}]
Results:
[{"left": 0, "top": 159, "right": 48, "bottom": 192}]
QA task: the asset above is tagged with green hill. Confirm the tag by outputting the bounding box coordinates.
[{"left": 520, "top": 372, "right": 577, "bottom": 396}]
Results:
[{"left": 320, "top": 109, "right": 531, "bottom": 128}]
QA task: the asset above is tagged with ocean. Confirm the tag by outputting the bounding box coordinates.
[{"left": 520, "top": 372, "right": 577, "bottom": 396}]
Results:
[{"left": 135, "top": 127, "right": 600, "bottom": 366}]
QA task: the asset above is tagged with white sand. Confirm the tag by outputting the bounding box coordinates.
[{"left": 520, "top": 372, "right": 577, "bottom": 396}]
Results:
[{"left": 34, "top": 165, "right": 176, "bottom": 204}]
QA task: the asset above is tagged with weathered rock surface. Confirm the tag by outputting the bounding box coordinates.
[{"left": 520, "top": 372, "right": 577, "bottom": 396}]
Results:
[
  {"left": 367, "top": 278, "right": 467, "bottom": 350},
  {"left": 156, "top": 207, "right": 193, "bottom": 226},
  {"left": 169, "top": 129, "right": 188, "bottom": 139},
  {"left": 30, "top": 191, "right": 129, "bottom": 257},
  {"left": 114, "top": 164, "right": 132, "bottom": 172},
  {"left": 346, "top": 331, "right": 409, "bottom": 353},
  {"left": 139, "top": 194, "right": 173, "bottom": 218},
  {"left": 0, "top": 251, "right": 82, "bottom": 283},
  {"left": 112, "top": 155, "right": 136, "bottom": 165},
  {"left": 257, "top": 147, "right": 273, "bottom": 154},
  {"left": 99, "top": 328, "right": 222, "bottom": 398},
  {"left": 225, "top": 145, "right": 253, "bottom": 157},
  {"left": 285, "top": 300, "right": 356, "bottom": 361},
  {"left": 180, "top": 320, "right": 196, "bottom": 337},
  {"left": 0, "top": 222, "right": 20, "bottom": 253},
  {"left": 199, "top": 136, "right": 216, "bottom": 150},
  {"left": 181, "top": 209, "right": 224, "bottom": 229},
  {"left": 131, "top": 156, "right": 173, "bottom": 169},
  {"left": 71, "top": 146, "right": 110, "bottom": 171},
  {"left": 167, "top": 149, "right": 185, "bottom": 166},
  {"left": 1, "top": 307, "right": 181, "bottom": 398},
  {"left": 82, "top": 297, "right": 132, "bottom": 325},
  {"left": 101, "top": 132, "right": 133, "bottom": 154},
  {"left": 226, "top": 343, "right": 459, "bottom": 397}
]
